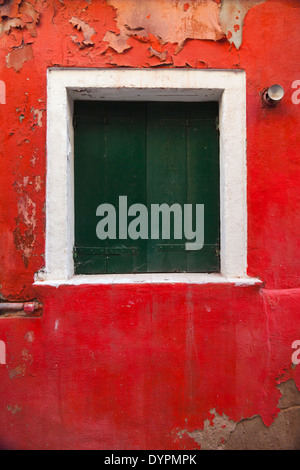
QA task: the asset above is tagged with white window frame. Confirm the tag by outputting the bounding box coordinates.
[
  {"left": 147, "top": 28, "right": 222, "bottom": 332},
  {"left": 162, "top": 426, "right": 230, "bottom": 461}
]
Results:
[{"left": 35, "top": 67, "right": 261, "bottom": 286}]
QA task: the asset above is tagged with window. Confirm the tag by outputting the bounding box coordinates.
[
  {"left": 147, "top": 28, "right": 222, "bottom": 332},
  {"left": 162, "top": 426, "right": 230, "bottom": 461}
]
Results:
[
  {"left": 73, "top": 101, "right": 220, "bottom": 274},
  {"left": 38, "top": 68, "right": 255, "bottom": 285}
]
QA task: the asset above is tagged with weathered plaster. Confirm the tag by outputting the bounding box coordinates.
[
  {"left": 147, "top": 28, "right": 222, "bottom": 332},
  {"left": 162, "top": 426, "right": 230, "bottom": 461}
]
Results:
[
  {"left": 69, "top": 16, "right": 96, "bottom": 47},
  {"left": 104, "top": 0, "right": 224, "bottom": 56},
  {"left": 178, "top": 380, "right": 300, "bottom": 450},
  {"left": 178, "top": 408, "right": 236, "bottom": 450},
  {"left": 0, "top": 0, "right": 269, "bottom": 71},
  {"left": 220, "top": 0, "right": 266, "bottom": 50},
  {"left": 6, "top": 44, "right": 33, "bottom": 71}
]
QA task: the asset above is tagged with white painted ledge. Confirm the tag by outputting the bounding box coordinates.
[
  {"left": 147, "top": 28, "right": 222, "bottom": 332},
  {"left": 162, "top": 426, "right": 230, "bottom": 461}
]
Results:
[{"left": 34, "top": 273, "right": 262, "bottom": 287}]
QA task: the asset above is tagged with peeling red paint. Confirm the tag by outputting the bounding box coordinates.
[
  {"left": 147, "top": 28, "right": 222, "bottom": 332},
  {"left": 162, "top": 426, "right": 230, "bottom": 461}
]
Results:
[
  {"left": 0, "top": 0, "right": 39, "bottom": 40},
  {"left": 69, "top": 16, "right": 96, "bottom": 47},
  {"left": 6, "top": 43, "right": 33, "bottom": 71},
  {"left": 104, "top": 0, "right": 225, "bottom": 55}
]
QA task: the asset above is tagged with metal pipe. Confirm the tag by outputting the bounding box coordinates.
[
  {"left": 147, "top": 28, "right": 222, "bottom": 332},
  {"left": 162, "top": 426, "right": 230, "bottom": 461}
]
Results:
[{"left": 0, "top": 302, "right": 38, "bottom": 314}]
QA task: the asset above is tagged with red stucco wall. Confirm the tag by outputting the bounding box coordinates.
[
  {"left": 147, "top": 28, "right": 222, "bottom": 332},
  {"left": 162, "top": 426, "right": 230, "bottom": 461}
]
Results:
[{"left": 0, "top": 0, "right": 300, "bottom": 449}]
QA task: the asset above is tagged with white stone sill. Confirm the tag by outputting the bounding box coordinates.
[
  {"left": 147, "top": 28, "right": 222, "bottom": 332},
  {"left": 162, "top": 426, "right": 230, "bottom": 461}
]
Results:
[{"left": 34, "top": 273, "right": 262, "bottom": 287}]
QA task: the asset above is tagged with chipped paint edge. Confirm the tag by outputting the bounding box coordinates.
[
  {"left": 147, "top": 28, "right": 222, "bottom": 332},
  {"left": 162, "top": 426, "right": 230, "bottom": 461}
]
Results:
[{"left": 40, "top": 68, "right": 248, "bottom": 284}]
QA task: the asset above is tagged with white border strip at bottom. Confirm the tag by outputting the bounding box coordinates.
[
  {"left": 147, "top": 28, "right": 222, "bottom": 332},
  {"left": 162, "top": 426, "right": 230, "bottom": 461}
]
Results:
[{"left": 34, "top": 273, "right": 262, "bottom": 287}]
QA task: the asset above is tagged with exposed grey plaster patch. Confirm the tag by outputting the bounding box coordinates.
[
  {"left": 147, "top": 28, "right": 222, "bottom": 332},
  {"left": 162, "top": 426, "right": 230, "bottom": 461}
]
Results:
[
  {"left": 180, "top": 409, "right": 237, "bottom": 450},
  {"left": 224, "top": 408, "right": 300, "bottom": 450},
  {"left": 178, "top": 379, "right": 300, "bottom": 450},
  {"left": 278, "top": 379, "right": 300, "bottom": 410}
]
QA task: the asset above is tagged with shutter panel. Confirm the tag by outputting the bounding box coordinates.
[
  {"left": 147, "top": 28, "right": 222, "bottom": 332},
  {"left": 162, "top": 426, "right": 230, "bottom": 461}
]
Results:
[
  {"left": 186, "top": 102, "right": 220, "bottom": 272},
  {"left": 74, "top": 101, "right": 147, "bottom": 274},
  {"left": 147, "top": 102, "right": 187, "bottom": 272},
  {"left": 74, "top": 101, "right": 107, "bottom": 274}
]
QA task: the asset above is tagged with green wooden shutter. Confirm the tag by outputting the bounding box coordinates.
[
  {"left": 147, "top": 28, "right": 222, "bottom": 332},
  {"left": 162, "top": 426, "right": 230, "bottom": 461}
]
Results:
[{"left": 74, "top": 101, "right": 219, "bottom": 274}]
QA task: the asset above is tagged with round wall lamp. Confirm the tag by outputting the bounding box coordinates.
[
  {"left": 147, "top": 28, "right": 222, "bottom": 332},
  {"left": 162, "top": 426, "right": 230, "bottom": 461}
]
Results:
[{"left": 262, "top": 84, "right": 284, "bottom": 106}]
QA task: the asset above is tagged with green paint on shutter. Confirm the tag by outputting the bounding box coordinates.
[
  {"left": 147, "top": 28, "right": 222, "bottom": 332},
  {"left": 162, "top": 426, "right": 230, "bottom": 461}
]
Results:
[
  {"left": 186, "top": 102, "right": 220, "bottom": 272},
  {"left": 74, "top": 101, "right": 219, "bottom": 274},
  {"left": 147, "top": 103, "right": 187, "bottom": 272}
]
